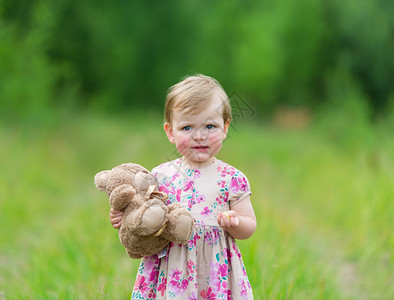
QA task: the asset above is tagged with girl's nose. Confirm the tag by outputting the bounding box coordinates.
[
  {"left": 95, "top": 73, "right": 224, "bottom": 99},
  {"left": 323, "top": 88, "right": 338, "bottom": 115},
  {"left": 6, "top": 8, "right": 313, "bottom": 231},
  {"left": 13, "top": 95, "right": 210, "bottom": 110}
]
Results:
[{"left": 193, "top": 127, "right": 207, "bottom": 140}]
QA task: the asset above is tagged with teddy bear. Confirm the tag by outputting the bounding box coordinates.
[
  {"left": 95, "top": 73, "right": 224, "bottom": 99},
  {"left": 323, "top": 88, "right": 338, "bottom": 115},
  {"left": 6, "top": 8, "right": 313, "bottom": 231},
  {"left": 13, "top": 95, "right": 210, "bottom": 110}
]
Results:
[{"left": 94, "top": 163, "right": 194, "bottom": 259}]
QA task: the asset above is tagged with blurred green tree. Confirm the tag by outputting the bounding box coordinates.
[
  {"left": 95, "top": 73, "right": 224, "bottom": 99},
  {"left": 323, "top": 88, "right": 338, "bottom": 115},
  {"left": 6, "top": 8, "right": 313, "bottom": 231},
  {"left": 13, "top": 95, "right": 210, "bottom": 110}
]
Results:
[{"left": 0, "top": 0, "right": 393, "bottom": 119}]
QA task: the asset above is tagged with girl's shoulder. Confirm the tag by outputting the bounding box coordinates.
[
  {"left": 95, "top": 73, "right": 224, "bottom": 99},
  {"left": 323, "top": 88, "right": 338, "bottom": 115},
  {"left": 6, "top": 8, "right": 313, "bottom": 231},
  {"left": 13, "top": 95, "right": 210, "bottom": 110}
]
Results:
[
  {"left": 217, "top": 160, "right": 252, "bottom": 202},
  {"left": 215, "top": 159, "right": 249, "bottom": 180},
  {"left": 151, "top": 158, "right": 182, "bottom": 176}
]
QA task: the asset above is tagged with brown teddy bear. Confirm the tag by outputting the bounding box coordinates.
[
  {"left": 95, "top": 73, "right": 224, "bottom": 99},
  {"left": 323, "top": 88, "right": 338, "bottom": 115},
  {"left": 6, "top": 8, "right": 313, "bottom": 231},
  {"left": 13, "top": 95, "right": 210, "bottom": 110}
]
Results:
[{"left": 94, "top": 163, "right": 194, "bottom": 259}]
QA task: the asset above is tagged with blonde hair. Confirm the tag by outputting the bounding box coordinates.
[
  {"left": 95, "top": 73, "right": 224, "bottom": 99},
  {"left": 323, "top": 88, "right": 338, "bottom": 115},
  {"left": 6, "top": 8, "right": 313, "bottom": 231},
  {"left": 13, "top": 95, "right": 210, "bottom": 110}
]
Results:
[{"left": 165, "top": 74, "right": 232, "bottom": 125}]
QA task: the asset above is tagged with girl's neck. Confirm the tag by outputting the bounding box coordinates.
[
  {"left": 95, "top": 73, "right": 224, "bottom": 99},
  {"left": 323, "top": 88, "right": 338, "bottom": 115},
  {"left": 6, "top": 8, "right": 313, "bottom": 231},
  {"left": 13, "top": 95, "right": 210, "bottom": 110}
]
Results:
[{"left": 181, "top": 156, "right": 216, "bottom": 170}]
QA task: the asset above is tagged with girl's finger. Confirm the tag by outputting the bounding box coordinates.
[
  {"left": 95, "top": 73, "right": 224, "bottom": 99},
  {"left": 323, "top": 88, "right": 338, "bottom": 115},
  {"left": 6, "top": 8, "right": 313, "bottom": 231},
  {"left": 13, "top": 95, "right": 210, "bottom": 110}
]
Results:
[
  {"left": 223, "top": 216, "right": 231, "bottom": 228},
  {"left": 110, "top": 211, "right": 123, "bottom": 217},
  {"left": 110, "top": 208, "right": 123, "bottom": 215},
  {"left": 231, "top": 216, "right": 240, "bottom": 226},
  {"left": 221, "top": 217, "right": 228, "bottom": 228},
  {"left": 112, "top": 216, "right": 122, "bottom": 223},
  {"left": 228, "top": 210, "right": 238, "bottom": 218},
  {"left": 223, "top": 211, "right": 231, "bottom": 221}
]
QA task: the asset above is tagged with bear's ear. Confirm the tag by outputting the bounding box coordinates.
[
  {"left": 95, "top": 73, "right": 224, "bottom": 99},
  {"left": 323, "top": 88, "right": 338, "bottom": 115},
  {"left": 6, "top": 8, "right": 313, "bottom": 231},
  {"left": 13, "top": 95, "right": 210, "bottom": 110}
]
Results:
[
  {"left": 94, "top": 171, "right": 110, "bottom": 191},
  {"left": 134, "top": 172, "right": 155, "bottom": 191}
]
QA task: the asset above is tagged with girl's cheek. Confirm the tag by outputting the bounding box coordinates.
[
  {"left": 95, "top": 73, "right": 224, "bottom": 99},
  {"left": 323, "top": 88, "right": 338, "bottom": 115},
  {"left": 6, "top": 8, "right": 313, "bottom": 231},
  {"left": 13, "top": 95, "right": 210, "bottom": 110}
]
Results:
[{"left": 176, "top": 143, "right": 187, "bottom": 154}]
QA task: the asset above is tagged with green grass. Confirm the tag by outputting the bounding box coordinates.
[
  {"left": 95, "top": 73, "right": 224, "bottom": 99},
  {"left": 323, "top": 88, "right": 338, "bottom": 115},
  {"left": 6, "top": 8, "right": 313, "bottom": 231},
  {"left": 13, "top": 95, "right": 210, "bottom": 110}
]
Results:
[{"left": 0, "top": 112, "right": 392, "bottom": 299}]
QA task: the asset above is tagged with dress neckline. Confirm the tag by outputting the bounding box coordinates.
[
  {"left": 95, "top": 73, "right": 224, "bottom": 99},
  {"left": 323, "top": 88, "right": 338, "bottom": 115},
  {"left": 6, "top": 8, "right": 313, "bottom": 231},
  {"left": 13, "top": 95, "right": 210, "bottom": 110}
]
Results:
[{"left": 179, "top": 157, "right": 218, "bottom": 170}]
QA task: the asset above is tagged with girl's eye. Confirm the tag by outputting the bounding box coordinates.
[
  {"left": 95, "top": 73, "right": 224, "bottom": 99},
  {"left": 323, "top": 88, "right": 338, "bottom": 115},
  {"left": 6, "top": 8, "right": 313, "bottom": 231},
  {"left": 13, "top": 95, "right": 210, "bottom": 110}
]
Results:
[
  {"left": 207, "top": 124, "right": 215, "bottom": 129},
  {"left": 183, "top": 126, "right": 192, "bottom": 131}
]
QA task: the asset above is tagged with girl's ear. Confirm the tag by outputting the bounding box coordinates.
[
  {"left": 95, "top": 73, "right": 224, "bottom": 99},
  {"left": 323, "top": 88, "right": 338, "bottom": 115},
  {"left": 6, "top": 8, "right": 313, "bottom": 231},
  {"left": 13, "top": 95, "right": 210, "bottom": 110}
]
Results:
[
  {"left": 164, "top": 122, "right": 175, "bottom": 144},
  {"left": 223, "top": 120, "right": 230, "bottom": 139}
]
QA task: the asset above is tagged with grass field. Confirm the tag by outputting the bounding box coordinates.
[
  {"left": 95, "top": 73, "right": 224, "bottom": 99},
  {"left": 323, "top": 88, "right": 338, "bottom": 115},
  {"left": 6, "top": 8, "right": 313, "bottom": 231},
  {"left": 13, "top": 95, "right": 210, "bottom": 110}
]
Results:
[{"left": 0, "top": 112, "right": 393, "bottom": 299}]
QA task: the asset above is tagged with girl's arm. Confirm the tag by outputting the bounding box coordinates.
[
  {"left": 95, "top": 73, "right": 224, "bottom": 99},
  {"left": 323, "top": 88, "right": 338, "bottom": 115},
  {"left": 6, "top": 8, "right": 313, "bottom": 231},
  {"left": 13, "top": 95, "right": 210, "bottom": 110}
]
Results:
[{"left": 216, "top": 196, "right": 256, "bottom": 240}]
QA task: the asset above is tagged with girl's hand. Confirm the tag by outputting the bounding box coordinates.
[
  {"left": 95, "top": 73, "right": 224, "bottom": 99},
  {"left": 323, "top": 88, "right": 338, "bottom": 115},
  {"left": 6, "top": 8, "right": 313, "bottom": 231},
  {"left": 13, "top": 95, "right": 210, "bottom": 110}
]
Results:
[
  {"left": 217, "top": 210, "right": 240, "bottom": 228},
  {"left": 110, "top": 208, "right": 123, "bottom": 229},
  {"left": 216, "top": 196, "right": 256, "bottom": 240}
]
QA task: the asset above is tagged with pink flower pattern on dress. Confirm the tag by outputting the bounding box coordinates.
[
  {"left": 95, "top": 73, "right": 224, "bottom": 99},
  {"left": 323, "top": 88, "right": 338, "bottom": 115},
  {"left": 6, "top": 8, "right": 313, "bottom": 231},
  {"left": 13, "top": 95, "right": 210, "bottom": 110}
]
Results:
[
  {"left": 187, "top": 260, "right": 195, "bottom": 274},
  {"left": 134, "top": 275, "right": 148, "bottom": 295},
  {"left": 184, "top": 180, "right": 193, "bottom": 192},
  {"left": 157, "top": 277, "right": 167, "bottom": 297},
  {"left": 167, "top": 268, "right": 189, "bottom": 296},
  {"left": 200, "top": 287, "right": 217, "bottom": 300},
  {"left": 201, "top": 206, "right": 212, "bottom": 217},
  {"left": 188, "top": 291, "right": 198, "bottom": 300}
]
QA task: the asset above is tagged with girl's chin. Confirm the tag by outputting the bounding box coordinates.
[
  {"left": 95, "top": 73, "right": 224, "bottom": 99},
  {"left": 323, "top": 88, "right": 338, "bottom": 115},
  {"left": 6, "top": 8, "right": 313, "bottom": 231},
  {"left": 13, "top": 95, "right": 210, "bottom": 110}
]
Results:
[{"left": 181, "top": 155, "right": 215, "bottom": 167}]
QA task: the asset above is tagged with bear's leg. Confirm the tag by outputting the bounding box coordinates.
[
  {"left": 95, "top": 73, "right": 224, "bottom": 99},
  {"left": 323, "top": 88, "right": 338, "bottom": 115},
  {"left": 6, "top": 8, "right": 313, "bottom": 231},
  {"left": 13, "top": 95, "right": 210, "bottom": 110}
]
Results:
[
  {"left": 162, "top": 204, "right": 194, "bottom": 244},
  {"left": 137, "top": 199, "right": 168, "bottom": 236}
]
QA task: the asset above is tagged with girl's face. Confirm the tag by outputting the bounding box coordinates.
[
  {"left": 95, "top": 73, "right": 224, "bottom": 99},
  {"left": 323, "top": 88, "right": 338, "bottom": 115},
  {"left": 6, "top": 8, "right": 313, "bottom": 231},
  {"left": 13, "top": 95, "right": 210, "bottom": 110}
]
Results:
[{"left": 164, "top": 96, "right": 230, "bottom": 168}]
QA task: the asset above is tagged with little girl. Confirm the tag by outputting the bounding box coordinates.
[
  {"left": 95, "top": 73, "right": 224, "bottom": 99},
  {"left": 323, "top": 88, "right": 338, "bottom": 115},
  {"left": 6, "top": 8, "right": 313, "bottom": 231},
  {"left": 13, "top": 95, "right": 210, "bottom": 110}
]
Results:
[{"left": 110, "top": 74, "right": 256, "bottom": 299}]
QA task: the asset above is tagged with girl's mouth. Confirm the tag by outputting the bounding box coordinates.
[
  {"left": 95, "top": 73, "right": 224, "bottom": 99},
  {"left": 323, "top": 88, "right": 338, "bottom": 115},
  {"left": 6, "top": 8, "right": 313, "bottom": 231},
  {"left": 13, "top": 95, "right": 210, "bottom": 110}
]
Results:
[{"left": 192, "top": 146, "right": 209, "bottom": 151}]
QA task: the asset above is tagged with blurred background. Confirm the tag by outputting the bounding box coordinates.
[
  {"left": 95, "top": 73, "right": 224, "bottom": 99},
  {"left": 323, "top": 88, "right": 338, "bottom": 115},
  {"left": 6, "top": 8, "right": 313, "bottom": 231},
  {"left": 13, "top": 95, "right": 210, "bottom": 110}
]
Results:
[
  {"left": 1, "top": 0, "right": 393, "bottom": 120},
  {"left": 1, "top": 0, "right": 393, "bottom": 299}
]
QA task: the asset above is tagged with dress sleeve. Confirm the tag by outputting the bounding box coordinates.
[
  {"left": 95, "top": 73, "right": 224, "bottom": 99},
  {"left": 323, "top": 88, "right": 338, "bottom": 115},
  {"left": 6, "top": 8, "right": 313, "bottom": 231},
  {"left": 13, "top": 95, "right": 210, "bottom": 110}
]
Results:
[
  {"left": 228, "top": 170, "right": 252, "bottom": 207},
  {"left": 151, "top": 165, "right": 166, "bottom": 189}
]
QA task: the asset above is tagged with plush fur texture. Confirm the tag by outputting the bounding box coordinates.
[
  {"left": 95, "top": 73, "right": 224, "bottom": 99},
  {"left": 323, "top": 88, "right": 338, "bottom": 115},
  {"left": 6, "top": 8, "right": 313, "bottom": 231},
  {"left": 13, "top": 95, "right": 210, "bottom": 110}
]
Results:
[{"left": 95, "top": 163, "right": 194, "bottom": 259}]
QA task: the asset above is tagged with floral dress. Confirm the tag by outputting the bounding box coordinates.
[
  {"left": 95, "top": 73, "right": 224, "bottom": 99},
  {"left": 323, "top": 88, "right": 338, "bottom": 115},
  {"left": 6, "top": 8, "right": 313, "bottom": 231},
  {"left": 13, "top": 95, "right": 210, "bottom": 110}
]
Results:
[{"left": 131, "top": 158, "right": 253, "bottom": 299}]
